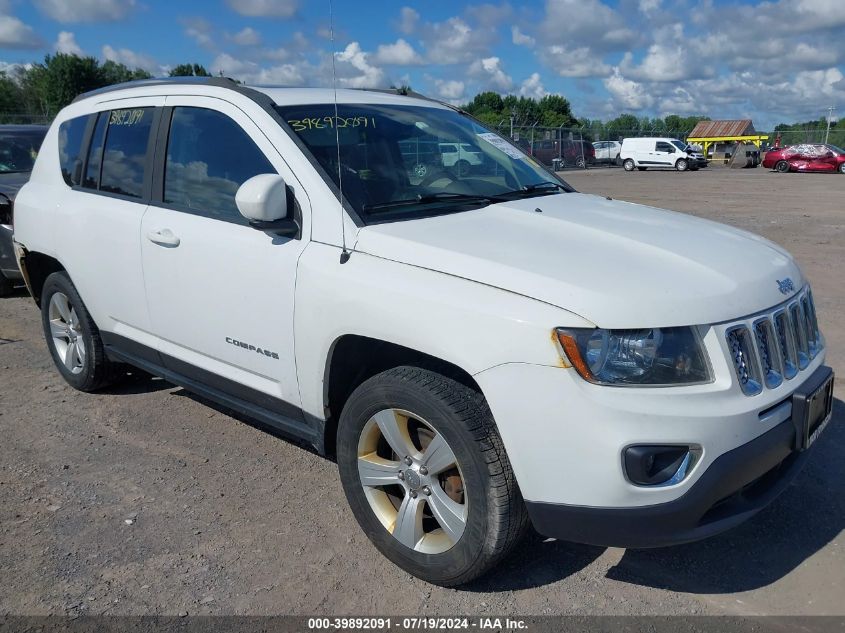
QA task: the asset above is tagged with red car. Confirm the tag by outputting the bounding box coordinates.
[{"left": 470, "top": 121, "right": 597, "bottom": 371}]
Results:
[{"left": 762, "top": 143, "right": 845, "bottom": 173}]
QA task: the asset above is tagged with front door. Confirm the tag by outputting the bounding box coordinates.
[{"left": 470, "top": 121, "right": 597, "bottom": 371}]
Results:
[{"left": 140, "top": 97, "right": 308, "bottom": 414}]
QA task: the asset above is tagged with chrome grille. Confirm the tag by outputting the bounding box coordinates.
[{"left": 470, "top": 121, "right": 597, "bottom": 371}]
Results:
[{"left": 725, "top": 287, "right": 822, "bottom": 396}]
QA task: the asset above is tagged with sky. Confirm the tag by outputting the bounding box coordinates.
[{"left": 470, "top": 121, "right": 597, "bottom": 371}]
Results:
[{"left": 0, "top": 0, "right": 844, "bottom": 129}]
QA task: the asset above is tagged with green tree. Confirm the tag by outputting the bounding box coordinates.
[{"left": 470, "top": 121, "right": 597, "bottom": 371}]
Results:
[
  {"left": 26, "top": 54, "right": 103, "bottom": 116},
  {"left": 100, "top": 60, "right": 152, "bottom": 85},
  {"left": 537, "top": 94, "right": 576, "bottom": 127},
  {"left": 169, "top": 63, "right": 212, "bottom": 77},
  {"left": 605, "top": 113, "right": 641, "bottom": 133},
  {"left": 0, "top": 72, "right": 24, "bottom": 121}
]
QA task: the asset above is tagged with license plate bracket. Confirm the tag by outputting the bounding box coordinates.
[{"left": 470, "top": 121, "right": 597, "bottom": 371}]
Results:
[{"left": 791, "top": 366, "right": 834, "bottom": 451}]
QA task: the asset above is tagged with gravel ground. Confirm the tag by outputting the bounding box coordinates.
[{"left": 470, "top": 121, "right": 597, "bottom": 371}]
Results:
[{"left": 1, "top": 166, "right": 843, "bottom": 616}]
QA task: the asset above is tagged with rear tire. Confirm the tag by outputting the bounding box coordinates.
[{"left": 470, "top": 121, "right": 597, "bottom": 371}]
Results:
[
  {"left": 839, "top": 163, "right": 845, "bottom": 174},
  {"left": 776, "top": 160, "right": 790, "bottom": 173},
  {"left": 0, "top": 273, "right": 13, "bottom": 297},
  {"left": 454, "top": 159, "right": 471, "bottom": 177},
  {"left": 337, "top": 366, "right": 529, "bottom": 586},
  {"left": 623, "top": 159, "right": 635, "bottom": 171},
  {"left": 40, "top": 272, "right": 123, "bottom": 392}
]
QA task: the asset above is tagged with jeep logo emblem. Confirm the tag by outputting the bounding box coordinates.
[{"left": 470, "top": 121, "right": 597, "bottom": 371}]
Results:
[{"left": 776, "top": 278, "right": 795, "bottom": 295}]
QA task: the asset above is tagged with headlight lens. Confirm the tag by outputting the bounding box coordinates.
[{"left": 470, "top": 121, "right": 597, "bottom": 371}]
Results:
[{"left": 556, "top": 327, "right": 711, "bottom": 386}]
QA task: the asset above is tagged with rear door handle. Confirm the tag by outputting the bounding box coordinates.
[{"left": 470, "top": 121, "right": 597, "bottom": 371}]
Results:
[{"left": 146, "top": 229, "right": 180, "bottom": 247}]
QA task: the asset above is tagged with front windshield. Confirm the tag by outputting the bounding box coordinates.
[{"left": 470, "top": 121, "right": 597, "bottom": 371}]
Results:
[
  {"left": 671, "top": 140, "right": 687, "bottom": 151},
  {"left": 0, "top": 131, "right": 45, "bottom": 174},
  {"left": 276, "top": 103, "right": 570, "bottom": 222},
  {"left": 827, "top": 144, "right": 844, "bottom": 155}
]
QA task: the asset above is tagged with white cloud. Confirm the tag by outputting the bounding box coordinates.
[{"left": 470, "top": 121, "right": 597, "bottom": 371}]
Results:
[
  {"left": 231, "top": 27, "right": 261, "bottom": 46},
  {"left": 335, "top": 42, "right": 385, "bottom": 88},
  {"left": 627, "top": 23, "right": 713, "bottom": 82},
  {"left": 0, "top": 15, "right": 43, "bottom": 49},
  {"left": 519, "top": 73, "right": 547, "bottom": 99},
  {"left": 469, "top": 56, "right": 512, "bottom": 91},
  {"left": 511, "top": 25, "right": 535, "bottom": 47},
  {"left": 638, "top": 0, "right": 661, "bottom": 14},
  {"left": 373, "top": 39, "right": 423, "bottom": 65},
  {"left": 397, "top": 7, "right": 419, "bottom": 34},
  {"left": 101, "top": 44, "right": 157, "bottom": 72},
  {"left": 434, "top": 78, "right": 465, "bottom": 100},
  {"left": 183, "top": 17, "right": 214, "bottom": 49},
  {"left": 34, "top": 0, "right": 136, "bottom": 23},
  {"left": 209, "top": 52, "right": 307, "bottom": 85},
  {"left": 540, "top": 45, "right": 610, "bottom": 78},
  {"left": 55, "top": 31, "right": 83, "bottom": 55},
  {"left": 421, "top": 16, "right": 493, "bottom": 64},
  {"left": 538, "top": 0, "right": 637, "bottom": 53},
  {"left": 603, "top": 68, "right": 654, "bottom": 110},
  {"left": 224, "top": 0, "right": 297, "bottom": 18}
]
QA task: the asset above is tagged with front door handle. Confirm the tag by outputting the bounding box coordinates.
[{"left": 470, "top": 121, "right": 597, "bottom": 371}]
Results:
[{"left": 146, "top": 229, "right": 180, "bottom": 247}]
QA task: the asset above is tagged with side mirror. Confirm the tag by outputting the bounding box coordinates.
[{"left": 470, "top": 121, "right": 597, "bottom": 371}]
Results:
[{"left": 235, "top": 174, "right": 299, "bottom": 237}]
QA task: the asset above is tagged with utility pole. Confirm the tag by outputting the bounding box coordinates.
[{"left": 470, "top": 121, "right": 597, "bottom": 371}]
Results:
[
  {"left": 824, "top": 106, "right": 836, "bottom": 144},
  {"left": 509, "top": 108, "right": 516, "bottom": 139}
]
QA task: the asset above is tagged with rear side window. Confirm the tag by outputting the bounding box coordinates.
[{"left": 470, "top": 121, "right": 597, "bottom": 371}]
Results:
[
  {"left": 163, "top": 107, "right": 276, "bottom": 223},
  {"left": 58, "top": 116, "right": 89, "bottom": 186},
  {"left": 100, "top": 108, "right": 154, "bottom": 198}
]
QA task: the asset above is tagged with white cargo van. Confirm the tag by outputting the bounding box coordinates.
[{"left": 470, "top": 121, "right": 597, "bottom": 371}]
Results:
[{"left": 621, "top": 137, "right": 707, "bottom": 171}]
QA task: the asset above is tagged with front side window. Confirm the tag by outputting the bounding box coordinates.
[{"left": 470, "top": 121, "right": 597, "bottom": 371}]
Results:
[
  {"left": 57, "top": 116, "right": 89, "bottom": 185},
  {"left": 164, "top": 107, "right": 276, "bottom": 222},
  {"left": 100, "top": 108, "right": 154, "bottom": 198},
  {"left": 655, "top": 142, "right": 673, "bottom": 153},
  {"left": 276, "top": 103, "right": 570, "bottom": 223}
]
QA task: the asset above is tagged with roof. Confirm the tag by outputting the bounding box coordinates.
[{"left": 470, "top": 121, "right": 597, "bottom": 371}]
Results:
[
  {"left": 0, "top": 125, "right": 49, "bottom": 133},
  {"left": 688, "top": 119, "right": 756, "bottom": 138},
  {"left": 73, "top": 76, "right": 447, "bottom": 109}
]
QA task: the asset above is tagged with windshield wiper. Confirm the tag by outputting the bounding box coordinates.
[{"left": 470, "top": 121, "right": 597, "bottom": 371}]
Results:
[
  {"left": 498, "top": 181, "right": 565, "bottom": 198},
  {"left": 363, "top": 192, "right": 504, "bottom": 212}
]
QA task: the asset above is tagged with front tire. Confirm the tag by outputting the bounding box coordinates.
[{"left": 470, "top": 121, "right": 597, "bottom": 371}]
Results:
[
  {"left": 839, "top": 163, "right": 845, "bottom": 174},
  {"left": 776, "top": 160, "right": 790, "bottom": 173},
  {"left": 337, "top": 366, "right": 528, "bottom": 586},
  {"left": 623, "top": 158, "right": 635, "bottom": 171},
  {"left": 675, "top": 158, "right": 689, "bottom": 172},
  {"left": 40, "top": 272, "right": 122, "bottom": 392},
  {"left": 0, "top": 273, "right": 13, "bottom": 297}
]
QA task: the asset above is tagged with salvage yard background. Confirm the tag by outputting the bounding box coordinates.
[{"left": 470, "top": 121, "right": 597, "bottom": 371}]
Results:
[{"left": 1, "top": 167, "right": 843, "bottom": 616}]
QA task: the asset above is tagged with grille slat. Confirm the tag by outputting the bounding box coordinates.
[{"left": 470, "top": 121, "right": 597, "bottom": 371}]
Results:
[{"left": 726, "top": 287, "right": 821, "bottom": 396}]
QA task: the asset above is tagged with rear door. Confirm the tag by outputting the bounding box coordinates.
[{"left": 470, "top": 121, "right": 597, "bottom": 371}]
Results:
[
  {"left": 140, "top": 96, "right": 308, "bottom": 412},
  {"left": 52, "top": 99, "right": 164, "bottom": 339}
]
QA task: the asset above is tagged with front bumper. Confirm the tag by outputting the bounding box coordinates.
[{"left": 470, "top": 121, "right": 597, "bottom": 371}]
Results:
[
  {"left": 475, "top": 336, "right": 832, "bottom": 547},
  {"left": 0, "top": 224, "right": 22, "bottom": 280},
  {"left": 526, "top": 415, "right": 809, "bottom": 548}
]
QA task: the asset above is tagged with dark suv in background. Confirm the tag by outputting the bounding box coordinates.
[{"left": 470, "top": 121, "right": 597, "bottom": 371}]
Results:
[{"left": 0, "top": 125, "right": 48, "bottom": 295}]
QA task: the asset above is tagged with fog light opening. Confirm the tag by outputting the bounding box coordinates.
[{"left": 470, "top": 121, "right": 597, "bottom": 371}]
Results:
[{"left": 624, "top": 445, "right": 699, "bottom": 487}]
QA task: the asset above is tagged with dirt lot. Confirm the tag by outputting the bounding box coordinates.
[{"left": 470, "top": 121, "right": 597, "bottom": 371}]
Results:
[{"left": 1, "top": 167, "right": 843, "bottom": 616}]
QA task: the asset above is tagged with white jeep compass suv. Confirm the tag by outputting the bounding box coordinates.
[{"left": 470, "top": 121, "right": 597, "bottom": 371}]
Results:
[{"left": 12, "top": 78, "right": 834, "bottom": 586}]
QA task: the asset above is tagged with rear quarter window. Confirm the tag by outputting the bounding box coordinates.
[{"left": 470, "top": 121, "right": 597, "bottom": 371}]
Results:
[
  {"left": 100, "top": 108, "right": 154, "bottom": 199},
  {"left": 58, "top": 116, "right": 90, "bottom": 186}
]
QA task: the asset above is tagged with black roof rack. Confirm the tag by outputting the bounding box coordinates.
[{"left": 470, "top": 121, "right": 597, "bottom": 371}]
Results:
[{"left": 72, "top": 76, "right": 242, "bottom": 103}]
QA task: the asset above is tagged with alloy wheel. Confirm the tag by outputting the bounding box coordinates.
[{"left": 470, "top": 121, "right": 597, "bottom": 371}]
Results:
[
  {"left": 357, "top": 408, "right": 467, "bottom": 554},
  {"left": 48, "top": 292, "right": 86, "bottom": 375}
]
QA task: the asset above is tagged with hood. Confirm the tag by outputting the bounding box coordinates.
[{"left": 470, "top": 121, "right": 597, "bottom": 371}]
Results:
[
  {"left": 0, "top": 171, "right": 30, "bottom": 199},
  {"left": 354, "top": 193, "right": 803, "bottom": 328}
]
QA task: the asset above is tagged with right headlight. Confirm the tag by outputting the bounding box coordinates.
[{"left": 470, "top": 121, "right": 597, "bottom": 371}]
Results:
[{"left": 555, "top": 326, "right": 712, "bottom": 387}]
